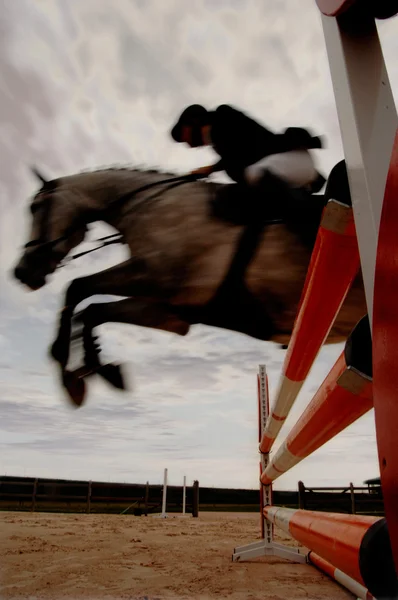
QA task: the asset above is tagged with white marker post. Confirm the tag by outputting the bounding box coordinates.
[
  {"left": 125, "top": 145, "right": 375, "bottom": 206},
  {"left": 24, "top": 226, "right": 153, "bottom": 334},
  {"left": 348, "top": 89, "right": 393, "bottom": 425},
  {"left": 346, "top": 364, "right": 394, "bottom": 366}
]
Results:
[{"left": 160, "top": 468, "right": 168, "bottom": 518}]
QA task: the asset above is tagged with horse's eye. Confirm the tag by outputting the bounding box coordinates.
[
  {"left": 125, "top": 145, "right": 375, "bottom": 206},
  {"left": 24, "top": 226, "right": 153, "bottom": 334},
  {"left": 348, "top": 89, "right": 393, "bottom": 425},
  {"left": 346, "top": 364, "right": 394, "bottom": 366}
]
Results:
[{"left": 30, "top": 204, "right": 39, "bottom": 214}]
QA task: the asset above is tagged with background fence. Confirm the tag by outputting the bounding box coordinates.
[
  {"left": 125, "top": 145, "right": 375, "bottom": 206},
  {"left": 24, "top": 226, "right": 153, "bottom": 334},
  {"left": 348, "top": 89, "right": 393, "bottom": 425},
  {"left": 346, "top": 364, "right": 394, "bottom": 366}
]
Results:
[
  {"left": 0, "top": 475, "right": 384, "bottom": 515},
  {"left": 297, "top": 481, "right": 384, "bottom": 516}
]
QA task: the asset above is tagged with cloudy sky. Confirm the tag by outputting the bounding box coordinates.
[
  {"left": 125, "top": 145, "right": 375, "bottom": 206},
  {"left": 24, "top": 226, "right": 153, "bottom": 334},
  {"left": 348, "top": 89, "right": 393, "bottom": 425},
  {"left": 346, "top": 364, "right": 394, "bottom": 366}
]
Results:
[{"left": 1, "top": 0, "right": 397, "bottom": 492}]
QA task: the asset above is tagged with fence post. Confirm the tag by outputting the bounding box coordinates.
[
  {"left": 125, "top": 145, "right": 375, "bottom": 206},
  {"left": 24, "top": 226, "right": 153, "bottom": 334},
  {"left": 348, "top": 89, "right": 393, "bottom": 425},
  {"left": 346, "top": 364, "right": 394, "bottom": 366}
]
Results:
[
  {"left": 298, "top": 481, "right": 306, "bottom": 510},
  {"left": 350, "top": 482, "right": 356, "bottom": 515},
  {"left": 182, "top": 476, "right": 186, "bottom": 515},
  {"left": 144, "top": 481, "right": 149, "bottom": 517},
  {"left": 31, "top": 478, "right": 38, "bottom": 512},
  {"left": 192, "top": 480, "right": 199, "bottom": 517},
  {"left": 87, "top": 480, "right": 92, "bottom": 514}
]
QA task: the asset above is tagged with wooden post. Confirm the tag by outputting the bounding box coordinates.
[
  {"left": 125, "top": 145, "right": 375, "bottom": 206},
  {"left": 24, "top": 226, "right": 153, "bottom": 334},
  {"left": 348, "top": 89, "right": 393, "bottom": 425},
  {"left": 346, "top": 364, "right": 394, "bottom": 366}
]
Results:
[
  {"left": 161, "top": 469, "right": 168, "bottom": 518},
  {"left": 182, "top": 476, "right": 186, "bottom": 515},
  {"left": 298, "top": 481, "right": 306, "bottom": 510},
  {"left": 350, "top": 482, "right": 356, "bottom": 515},
  {"left": 31, "top": 478, "right": 38, "bottom": 512},
  {"left": 87, "top": 480, "right": 92, "bottom": 514},
  {"left": 192, "top": 480, "right": 199, "bottom": 517},
  {"left": 144, "top": 481, "right": 149, "bottom": 517}
]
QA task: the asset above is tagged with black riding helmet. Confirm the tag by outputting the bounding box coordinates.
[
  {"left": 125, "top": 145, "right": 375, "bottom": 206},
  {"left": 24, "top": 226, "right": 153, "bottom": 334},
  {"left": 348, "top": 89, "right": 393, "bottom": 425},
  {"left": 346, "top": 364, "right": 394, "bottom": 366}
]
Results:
[{"left": 171, "top": 104, "right": 209, "bottom": 143}]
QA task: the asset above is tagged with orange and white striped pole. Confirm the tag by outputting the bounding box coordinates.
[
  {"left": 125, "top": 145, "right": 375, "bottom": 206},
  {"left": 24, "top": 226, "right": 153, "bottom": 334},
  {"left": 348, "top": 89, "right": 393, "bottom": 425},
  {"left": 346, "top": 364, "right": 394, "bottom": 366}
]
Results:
[
  {"left": 373, "top": 129, "right": 398, "bottom": 574},
  {"left": 261, "top": 351, "right": 373, "bottom": 485},
  {"left": 263, "top": 506, "right": 398, "bottom": 599},
  {"left": 308, "top": 552, "right": 375, "bottom": 600},
  {"left": 260, "top": 194, "right": 360, "bottom": 454}
]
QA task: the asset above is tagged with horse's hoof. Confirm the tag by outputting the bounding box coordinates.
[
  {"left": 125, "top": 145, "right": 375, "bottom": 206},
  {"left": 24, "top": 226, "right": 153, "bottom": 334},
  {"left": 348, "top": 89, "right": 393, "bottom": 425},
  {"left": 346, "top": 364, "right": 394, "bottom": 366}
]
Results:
[
  {"left": 97, "top": 363, "right": 127, "bottom": 390},
  {"left": 50, "top": 339, "right": 68, "bottom": 367},
  {"left": 62, "top": 369, "right": 87, "bottom": 408}
]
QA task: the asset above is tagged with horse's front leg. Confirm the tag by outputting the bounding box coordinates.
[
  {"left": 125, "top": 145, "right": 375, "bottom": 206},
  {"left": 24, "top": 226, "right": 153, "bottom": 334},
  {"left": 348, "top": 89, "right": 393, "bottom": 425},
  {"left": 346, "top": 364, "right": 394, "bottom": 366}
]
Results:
[
  {"left": 50, "top": 258, "right": 157, "bottom": 368},
  {"left": 65, "top": 297, "right": 190, "bottom": 407}
]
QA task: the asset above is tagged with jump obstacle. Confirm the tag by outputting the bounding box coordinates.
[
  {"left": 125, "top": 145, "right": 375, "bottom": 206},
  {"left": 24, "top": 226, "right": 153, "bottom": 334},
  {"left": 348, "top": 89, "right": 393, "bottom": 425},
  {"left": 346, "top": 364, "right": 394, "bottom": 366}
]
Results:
[{"left": 233, "top": 2, "right": 398, "bottom": 599}]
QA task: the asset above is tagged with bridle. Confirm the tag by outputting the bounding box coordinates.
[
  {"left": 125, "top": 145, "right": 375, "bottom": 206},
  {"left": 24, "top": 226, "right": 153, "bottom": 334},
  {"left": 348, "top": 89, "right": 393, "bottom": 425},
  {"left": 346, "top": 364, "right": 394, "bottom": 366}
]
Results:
[
  {"left": 24, "top": 170, "right": 202, "bottom": 267},
  {"left": 25, "top": 189, "right": 76, "bottom": 255}
]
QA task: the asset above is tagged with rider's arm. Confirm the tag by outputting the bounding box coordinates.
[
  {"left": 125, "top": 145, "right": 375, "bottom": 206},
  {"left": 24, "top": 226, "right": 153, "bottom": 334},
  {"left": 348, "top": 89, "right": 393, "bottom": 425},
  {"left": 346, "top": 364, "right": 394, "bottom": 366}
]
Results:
[{"left": 192, "top": 105, "right": 249, "bottom": 177}]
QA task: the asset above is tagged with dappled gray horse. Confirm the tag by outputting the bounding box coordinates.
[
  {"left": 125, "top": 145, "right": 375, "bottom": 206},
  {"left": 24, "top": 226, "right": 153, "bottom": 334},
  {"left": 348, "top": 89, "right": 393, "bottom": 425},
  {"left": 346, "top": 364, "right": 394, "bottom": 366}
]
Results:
[{"left": 13, "top": 164, "right": 366, "bottom": 406}]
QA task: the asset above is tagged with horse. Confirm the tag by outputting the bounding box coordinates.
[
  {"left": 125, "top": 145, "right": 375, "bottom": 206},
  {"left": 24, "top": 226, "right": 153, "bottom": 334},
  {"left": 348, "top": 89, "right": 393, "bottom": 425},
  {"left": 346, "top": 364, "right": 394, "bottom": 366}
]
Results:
[{"left": 12, "top": 162, "right": 367, "bottom": 407}]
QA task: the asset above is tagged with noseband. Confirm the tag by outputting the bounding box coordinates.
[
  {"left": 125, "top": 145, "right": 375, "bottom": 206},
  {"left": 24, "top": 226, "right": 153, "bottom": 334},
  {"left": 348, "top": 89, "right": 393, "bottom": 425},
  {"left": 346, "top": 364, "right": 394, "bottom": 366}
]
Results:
[{"left": 24, "top": 189, "right": 68, "bottom": 255}]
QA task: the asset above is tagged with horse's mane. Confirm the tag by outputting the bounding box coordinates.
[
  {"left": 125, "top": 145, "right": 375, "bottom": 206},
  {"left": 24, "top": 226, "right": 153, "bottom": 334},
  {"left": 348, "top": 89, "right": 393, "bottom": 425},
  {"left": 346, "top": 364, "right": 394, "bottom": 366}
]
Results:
[
  {"left": 32, "top": 163, "right": 223, "bottom": 200},
  {"left": 55, "top": 163, "right": 224, "bottom": 198},
  {"left": 77, "top": 164, "right": 180, "bottom": 179}
]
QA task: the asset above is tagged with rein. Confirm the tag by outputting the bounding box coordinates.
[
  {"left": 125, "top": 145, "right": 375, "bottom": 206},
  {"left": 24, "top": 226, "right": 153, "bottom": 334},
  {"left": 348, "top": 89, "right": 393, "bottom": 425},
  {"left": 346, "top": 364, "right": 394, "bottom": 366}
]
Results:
[
  {"left": 106, "top": 172, "right": 201, "bottom": 213},
  {"left": 56, "top": 233, "right": 124, "bottom": 268},
  {"left": 57, "top": 173, "right": 203, "bottom": 268}
]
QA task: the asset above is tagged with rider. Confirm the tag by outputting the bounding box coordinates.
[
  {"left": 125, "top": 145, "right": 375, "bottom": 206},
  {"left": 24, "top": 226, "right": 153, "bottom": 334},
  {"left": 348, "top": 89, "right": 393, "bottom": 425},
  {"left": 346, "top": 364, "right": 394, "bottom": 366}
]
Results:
[
  {"left": 170, "top": 103, "right": 326, "bottom": 201},
  {"left": 170, "top": 104, "right": 326, "bottom": 331}
]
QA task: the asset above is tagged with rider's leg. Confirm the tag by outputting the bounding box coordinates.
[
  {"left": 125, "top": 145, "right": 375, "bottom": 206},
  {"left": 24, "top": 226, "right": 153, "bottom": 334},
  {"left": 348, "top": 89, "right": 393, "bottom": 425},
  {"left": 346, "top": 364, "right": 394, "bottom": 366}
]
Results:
[
  {"left": 245, "top": 149, "right": 318, "bottom": 190},
  {"left": 244, "top": 150, "right": 326, "bottom": 230},
  {"left": 219, "top": 171, "right": 291, "bottom": 289},
  {"left": 220, "top": 153, "right": 319, "bottom": 290}
]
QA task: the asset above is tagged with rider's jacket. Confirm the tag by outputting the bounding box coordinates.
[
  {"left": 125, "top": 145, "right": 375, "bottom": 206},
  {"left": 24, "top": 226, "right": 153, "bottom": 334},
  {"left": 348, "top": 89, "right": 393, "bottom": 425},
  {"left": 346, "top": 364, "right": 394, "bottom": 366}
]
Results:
[{"left": 208, "top": 104, "right": 322, "bottom": 184}]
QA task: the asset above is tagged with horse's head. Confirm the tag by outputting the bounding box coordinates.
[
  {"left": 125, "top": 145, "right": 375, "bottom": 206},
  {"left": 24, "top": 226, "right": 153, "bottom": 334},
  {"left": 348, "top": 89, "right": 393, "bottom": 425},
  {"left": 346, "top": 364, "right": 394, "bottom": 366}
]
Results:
[{"left": 13, "top": 168, "right": 89, "bottom": 290}]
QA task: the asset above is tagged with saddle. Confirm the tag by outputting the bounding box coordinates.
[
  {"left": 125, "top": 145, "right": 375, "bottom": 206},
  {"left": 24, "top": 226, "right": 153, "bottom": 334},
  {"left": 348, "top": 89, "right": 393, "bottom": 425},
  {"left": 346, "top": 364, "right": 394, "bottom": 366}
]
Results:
[
  {"left": 203, "top": 175, "right": 328, "bottom": 339},
  {"left": 209, "top": 175, "right": 327, "bottom": 242}
]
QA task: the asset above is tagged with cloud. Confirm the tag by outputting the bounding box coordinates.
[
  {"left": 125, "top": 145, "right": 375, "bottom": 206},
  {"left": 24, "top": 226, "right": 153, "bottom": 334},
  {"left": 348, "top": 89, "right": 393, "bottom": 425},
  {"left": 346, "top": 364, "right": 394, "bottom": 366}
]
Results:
[{"left": 1, "top": 0, "right": 397, "bottom": 489}]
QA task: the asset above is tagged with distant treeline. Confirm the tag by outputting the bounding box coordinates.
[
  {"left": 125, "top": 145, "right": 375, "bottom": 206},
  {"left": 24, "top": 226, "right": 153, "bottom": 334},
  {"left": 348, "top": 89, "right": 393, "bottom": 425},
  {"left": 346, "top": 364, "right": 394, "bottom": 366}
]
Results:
[{"left": 0, "top": 475, "right": 384, "bottom": 516}]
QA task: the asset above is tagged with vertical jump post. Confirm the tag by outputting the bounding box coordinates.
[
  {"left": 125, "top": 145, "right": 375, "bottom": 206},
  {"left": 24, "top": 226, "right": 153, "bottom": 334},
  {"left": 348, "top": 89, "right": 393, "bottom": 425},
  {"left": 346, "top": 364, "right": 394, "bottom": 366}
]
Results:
[{"left": 317, "top": 0, "right": 398, "bottom": 573}]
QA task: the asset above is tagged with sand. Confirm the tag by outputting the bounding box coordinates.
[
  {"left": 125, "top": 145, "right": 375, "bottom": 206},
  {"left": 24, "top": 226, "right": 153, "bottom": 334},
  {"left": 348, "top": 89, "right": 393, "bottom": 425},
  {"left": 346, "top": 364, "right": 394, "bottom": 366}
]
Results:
[{"left": 0, "top": 511, "right": 353, "bottom": 600}]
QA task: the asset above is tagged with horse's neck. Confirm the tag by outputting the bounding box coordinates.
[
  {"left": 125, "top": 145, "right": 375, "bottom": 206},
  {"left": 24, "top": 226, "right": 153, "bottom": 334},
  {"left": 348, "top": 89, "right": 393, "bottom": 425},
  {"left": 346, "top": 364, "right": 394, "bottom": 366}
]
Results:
[
  {"left": 65, "top": 169, "right": 168, "bottom": 226},
  {"left": 66, "top": 169, "right": 153, "bottom": 201}
]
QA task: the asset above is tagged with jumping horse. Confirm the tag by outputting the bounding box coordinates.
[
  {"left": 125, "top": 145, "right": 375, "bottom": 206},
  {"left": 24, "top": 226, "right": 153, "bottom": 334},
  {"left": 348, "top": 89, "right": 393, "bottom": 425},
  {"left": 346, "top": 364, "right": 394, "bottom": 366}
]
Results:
[{"left": 13, "top": 162, "right": 366, "bottom": 406}]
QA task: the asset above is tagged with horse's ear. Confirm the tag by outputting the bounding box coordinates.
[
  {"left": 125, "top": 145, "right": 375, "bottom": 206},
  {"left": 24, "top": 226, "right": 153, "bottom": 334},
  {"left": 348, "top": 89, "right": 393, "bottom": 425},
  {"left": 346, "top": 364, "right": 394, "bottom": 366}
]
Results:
[
  {"left": 31, "top": 166, "right": 48, "bottom": 185},
  {"left": 30, "top": 166, "right": 57, "bottom": 191}
]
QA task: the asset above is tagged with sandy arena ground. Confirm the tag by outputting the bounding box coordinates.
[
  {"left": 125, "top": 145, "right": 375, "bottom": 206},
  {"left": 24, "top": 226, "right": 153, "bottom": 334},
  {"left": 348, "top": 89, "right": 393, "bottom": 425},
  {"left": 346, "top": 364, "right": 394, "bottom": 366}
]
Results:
[{"left": 0, "top": 511, "right": 353, "bottom": 600}]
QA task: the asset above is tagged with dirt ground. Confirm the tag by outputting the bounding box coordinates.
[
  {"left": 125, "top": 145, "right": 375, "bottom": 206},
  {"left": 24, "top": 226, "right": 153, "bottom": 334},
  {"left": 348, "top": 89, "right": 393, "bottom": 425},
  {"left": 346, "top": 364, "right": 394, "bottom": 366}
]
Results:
[{"left": 0, "top": 511, "right": 353, "bottom": 600}]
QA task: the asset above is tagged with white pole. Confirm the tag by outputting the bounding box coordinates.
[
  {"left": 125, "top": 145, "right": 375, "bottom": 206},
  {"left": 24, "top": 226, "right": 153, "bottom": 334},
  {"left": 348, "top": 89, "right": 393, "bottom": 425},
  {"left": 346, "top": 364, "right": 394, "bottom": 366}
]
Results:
[
  {"left": 161, "top": 468, "right": 168, "bottom": 518},
  {"left": 320, "top": 12, "right": 397, "bottom": 324},
  {"left": 182, "top": 476, "right": 186, "bottom": 515}
]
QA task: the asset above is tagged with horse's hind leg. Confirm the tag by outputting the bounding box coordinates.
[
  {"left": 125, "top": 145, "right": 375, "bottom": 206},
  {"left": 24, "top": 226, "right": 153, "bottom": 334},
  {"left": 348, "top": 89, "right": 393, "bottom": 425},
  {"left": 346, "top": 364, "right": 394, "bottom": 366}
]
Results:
[{"left": 66, "top": 297, "right": 190, "bottom": 405}]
